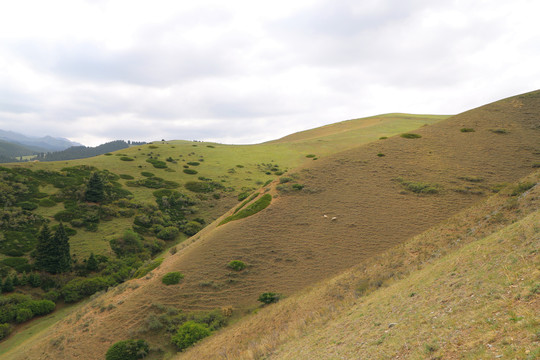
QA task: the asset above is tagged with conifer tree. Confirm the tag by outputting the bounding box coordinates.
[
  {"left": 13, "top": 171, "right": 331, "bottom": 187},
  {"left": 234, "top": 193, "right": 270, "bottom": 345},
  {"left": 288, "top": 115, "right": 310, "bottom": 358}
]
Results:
[
  {"left": 35, "top": 224, "right": 54, "bottom": 272},
  {"left": 85, "top": 172, "right": 104, "bottom": 203},
  {"left": 2, "top": 276, "right": 13, "bottom": 292},
  {"left": 55, "top": 223, "right": 72, "bottom": 273},
  {"left": 86, "top": 252, "right": 98, "bottom": 272},
  {"left": 35, "top": 223, "right": 72, "bottom": 274}
]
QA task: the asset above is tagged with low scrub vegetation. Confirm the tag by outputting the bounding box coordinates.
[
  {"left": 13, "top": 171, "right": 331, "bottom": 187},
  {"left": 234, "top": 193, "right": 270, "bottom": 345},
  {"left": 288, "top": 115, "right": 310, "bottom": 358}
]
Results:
[
  {"left": 395, "top": 177, "right": 440, "bottom": 194},
  {"left": 162, "top": 272, "right": 184, "bottom": 285},
  {"left": 171, "top": 321, "right": 211, "bottom": 351},
  {"left": 105, "top": 339, "right": 149, "bottom": 360},
  {"left": 227, "top": 260, "right": 246, "bottom": 271},
  {"left": 258, "top": 292, "right": 281, "bottom": 305}
]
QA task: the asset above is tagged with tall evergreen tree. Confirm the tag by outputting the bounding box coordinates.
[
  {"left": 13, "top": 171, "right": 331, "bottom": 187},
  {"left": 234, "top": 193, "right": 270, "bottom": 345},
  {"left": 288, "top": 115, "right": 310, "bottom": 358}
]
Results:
[
  {"left": 55, "top": 223, "right": 72, "bottom": 273},
  {"left": 86, "top": 252, "right": 98, "bottom": 272},
  {"left": 35, "top": 223, "right": 72, "bottom": 274},
  {"left": 35, "top": 224, "right": 54, "bottom": 272},
  {"left": 2, "top": 276, "right": 13, "bottom": 292},
  {"left": 85, "top": 172, "right": 104, "bottom": 203}
]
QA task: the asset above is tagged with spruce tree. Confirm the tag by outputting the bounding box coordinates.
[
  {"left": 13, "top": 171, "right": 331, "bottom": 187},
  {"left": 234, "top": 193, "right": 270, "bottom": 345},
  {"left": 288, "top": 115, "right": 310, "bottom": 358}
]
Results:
[
  {"left": 2, "top": 276, "right": 13, "bottom": 292},
  {"left": 55, "top": 223, "right": 72, "bottom": 273},
  {"left": 86, "top": 253, "right": 98, "bottom": 272},
  {"left": 35, "top": 223, "right": 72, "bottom": 274},
  {"left": 85, "top": 172, "right": 104, "bottom": 203},
  {"left": 35, "top": 224, "right": 54, "bottom": 272}
]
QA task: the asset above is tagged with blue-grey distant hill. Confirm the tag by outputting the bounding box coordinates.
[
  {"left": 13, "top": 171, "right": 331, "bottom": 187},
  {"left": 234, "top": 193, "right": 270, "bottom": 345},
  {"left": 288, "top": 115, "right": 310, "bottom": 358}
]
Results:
[
  {"left": 35, "top": 140, "right": 130, "bottom": 162},
  {"left": 0, "top": 129, "right": 82, "bottom": 152}
]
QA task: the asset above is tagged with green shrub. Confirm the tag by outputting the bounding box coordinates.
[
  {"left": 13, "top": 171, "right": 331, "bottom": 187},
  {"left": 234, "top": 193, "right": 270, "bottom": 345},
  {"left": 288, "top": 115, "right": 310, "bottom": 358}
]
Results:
[
  {"left": 490, "top": 128, "right": 508, "bottom": 134},
  {"left": 38, "top": 198, "right": 56, "bottom": 207},
  {"left": 141, "top": 172, "right": 154, "bottom": 177},
  {"left": 146, "top": 158, "right": 167, "bottom": 168},
  {"left": 0, "top": 323, "right": 13, "bottom": 340},
  {"left": 120, "top": 157, "right": 134, "bottom": 161},
  {"left": 305, "top": 154, "right": 316, "bottom": 158},
  {"left": 460, "top": 128, "right": 475, "bottom": 132},
  {"left": 187, "top": 161, "right": 200, "bottom": 166},
  {"left": 62, "top": 277, "right": 114, "bottom": 303},
  {"left": 377, "top": 153, "right": 385, "bottom": 157},
  {"left": 1, "top": 257, "right": 32, "bottom": 273},
  {"left": 105, "top": 339, "right": 149, "bottom": 360},
  {"left": 157, "top": 226, "right": 180, "bottom": 240},
  {"left": 400, "top": 133, "right": 422, "bottom": 139},
  {"left": 162, "top": 272, "right": 184, "bottom": 285},
  {"left": 258, "top": 292, "right": 281, "bottom": 305},
  {"left": 206, "top": 145, "right": 215, "bottom": 148},
  {"left": 183, "top": 169, "right": 198, "bottom": 175},
  {"left": 25, "top": 299, "right": 55, "bottom": 316},
  {"left": 227, "top": 260, "right": 246, "bottom": 271},
  {"left": 379, "top": 136, "right": 388, "bottom": 139},
  {"left": 183, "top": 221, "right": 203, "bottom": 236},
  {"left": 171, "top": 321, "right": 211, "bottom": 351},
  {"left": 119, "top": 174, "right": 134, "bottom": 180},
  {"left": 19, "top": 201, "right": 38, "bottom": 211},
  {"left": 279, "top": 177, "right": 293, "bottom": 184},
  {"left": 292, "top": 184, "right": 304, "bottom": 190},
  {"left": 220, "top": 194, "right": 271, "bottom": 225},
  {"left": 15, "top": 308, "right": 33, "bottom": 323},
  {"left": 104, "top": 153, "right": 113, "bottom": 156}
]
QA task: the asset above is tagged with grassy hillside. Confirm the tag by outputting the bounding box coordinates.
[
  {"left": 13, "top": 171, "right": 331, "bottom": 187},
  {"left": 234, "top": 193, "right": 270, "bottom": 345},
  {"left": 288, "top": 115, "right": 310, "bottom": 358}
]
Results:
[
  {"left": 3, "top": 113, "right": 442, "bottom": 260},
  {"left": 2, "top": 91, "right": 538, "bottom": 359},
  {"left": 179, "top": 171, "right": 539, "bottom": 359}
]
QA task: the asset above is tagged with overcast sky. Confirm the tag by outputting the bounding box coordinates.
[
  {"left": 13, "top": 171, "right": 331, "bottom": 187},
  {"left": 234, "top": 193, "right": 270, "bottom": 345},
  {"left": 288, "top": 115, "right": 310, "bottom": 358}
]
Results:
[{"left": 1, "top": 0, "right": 539, "bottom": 146}]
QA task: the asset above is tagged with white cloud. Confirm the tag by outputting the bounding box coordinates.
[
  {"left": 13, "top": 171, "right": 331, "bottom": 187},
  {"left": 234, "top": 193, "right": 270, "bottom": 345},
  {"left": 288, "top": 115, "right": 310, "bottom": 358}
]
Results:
[{"left": 0, "top": 0, "right": 539, "bottom": 146}]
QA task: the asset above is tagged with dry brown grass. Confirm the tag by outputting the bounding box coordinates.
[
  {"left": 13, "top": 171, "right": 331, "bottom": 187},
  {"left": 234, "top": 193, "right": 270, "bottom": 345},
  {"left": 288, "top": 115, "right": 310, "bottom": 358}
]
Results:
[
  {"left": 179, "top": 172, "right": 539, "bottom": 360},
  {"left": 4, "top": 91, "right": 540, "bottom": 359}
]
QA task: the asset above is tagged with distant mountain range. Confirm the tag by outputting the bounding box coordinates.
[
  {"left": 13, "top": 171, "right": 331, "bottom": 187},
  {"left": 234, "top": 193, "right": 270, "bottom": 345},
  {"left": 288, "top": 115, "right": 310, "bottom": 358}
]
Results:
[
  {"left": 0, "top": 129, "right": 82, "bottom": 153},
  {"left": 0, "top": 129, "right": 139, "bottom": 163}
]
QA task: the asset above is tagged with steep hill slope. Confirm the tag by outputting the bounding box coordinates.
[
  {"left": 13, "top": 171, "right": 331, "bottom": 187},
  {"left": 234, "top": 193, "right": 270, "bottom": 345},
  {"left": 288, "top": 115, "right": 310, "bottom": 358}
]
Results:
[
  {"left": 3, "top": 91, "right": 539, "bottom": 359},
  {"left": 181, "top": 172, "right": 539, "bottom": 359}
]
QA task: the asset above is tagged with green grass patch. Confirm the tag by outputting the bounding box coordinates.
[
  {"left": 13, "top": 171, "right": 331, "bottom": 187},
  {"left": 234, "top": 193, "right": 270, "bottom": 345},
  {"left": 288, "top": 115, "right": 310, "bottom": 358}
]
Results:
[
  {"left": 119, "top": 174, "right": 134, "bottom": 180},
  {"left": 140, "top": 172, "right": 154, "bottom": 177},
  {"left": 120, "top": 157, "right": 134, "bottom": 162},
  {"left": 234, "top": 193, "right": 259, "bottom": 214},
  {"left": 220, "top": 194, "right": 271, "bottom": 225},
  {"left": 183, "top": 169, "right": 198, "bottom": 175},
  {"left": 490, "top": 128, "right": 508, "bottom": 134}
]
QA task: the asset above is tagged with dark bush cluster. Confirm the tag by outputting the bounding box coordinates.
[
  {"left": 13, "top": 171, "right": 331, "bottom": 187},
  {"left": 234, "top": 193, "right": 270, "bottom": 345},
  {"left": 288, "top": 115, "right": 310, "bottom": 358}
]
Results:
[{"left": 105, "top": 339, "right": 149, "bottom": 360}]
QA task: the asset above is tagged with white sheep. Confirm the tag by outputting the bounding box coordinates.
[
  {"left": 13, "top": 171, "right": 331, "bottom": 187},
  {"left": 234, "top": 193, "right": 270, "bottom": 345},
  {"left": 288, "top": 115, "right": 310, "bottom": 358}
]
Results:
[{"left": 331, "top": 217, "right": 337, "bottom": 221}]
